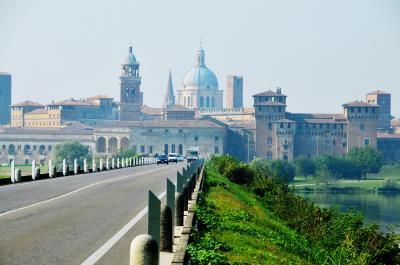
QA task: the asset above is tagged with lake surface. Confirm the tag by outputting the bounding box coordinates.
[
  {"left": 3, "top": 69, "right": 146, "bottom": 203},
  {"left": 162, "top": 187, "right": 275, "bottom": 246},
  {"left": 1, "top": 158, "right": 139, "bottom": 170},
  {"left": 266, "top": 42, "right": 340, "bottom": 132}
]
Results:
[{"left": 300, "top": 192, "right": 400, "bottom": 233}]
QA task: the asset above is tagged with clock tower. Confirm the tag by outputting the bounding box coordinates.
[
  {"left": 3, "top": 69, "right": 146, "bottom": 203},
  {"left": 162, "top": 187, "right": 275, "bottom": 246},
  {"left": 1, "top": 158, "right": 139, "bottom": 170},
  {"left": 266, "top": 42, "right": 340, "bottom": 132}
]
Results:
[{"left": 119, "top": 46, "right": 143, "bottom": 121}]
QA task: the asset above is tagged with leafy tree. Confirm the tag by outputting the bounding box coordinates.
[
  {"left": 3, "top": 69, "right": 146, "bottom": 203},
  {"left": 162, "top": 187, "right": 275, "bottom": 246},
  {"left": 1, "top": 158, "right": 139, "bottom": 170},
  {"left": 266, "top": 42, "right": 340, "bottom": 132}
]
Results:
[
  {"left": 347, "top": 146, "right": 384, "bottom": 179},
  {"left": 53, "top": 141, "right": 91, "bottom": 169},
  {"left": 294, "top": 157, "right": 315, "bottom": 177},
  {"left": 269, "top": 160, "right": 296, "bottom": 183},
  {"left": 250, "top": 158, "right": 272, "bottom": 180},
  {"left": 114, "top": 148, "right": 135, "bottom": 158}
]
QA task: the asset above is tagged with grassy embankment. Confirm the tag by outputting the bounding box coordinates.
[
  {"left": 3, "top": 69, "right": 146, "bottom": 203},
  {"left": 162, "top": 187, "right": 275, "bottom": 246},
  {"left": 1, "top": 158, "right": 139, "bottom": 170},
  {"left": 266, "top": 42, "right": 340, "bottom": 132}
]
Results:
[
  {"left": 0, "top": 165, "right": 49, "bottom": 179},
  {"left": 188, "top": 163, "right": 311, "bottom": 264},
  {"left": 292, "top": 165, "right": 400, "bottom": 192},
  {"left": 188, "top": 159, "right": 400, "bottom": 264}
]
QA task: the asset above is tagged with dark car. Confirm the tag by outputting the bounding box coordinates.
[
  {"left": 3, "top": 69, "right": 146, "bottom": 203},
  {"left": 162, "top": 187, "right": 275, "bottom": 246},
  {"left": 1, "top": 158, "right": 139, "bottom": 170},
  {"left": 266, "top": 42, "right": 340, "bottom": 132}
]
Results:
[{"left": 157, "top": 154, "right": 169, "bottom": 165}]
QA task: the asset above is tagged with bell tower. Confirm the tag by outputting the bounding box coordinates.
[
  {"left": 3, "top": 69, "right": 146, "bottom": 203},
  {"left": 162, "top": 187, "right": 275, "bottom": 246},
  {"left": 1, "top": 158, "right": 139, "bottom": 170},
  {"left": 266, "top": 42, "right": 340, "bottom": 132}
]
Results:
[{"left": 120, "top": 46, "right": 143, "bottom": 121}]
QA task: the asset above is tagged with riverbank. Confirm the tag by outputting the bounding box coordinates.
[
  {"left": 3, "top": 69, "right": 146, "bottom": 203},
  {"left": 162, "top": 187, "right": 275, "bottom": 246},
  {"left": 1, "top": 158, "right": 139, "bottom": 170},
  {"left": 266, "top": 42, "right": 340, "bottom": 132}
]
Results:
[
  {"left": 292, "top": 165, "right": 400, "bottom": 193},
  {"left": 187, "top": 159, "right": 400, "bottom": 264}
]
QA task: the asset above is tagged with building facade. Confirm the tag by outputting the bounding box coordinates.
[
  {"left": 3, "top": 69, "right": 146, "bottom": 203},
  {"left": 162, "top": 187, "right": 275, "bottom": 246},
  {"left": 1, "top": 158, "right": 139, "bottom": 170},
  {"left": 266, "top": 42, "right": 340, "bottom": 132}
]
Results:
[
  {"left": 226, "top": 75, "right": 243, "bottom": 109},
  {"left": 177, "top": 47, "right": 223, "bottom": 109},
  {"left": 254, "top": 88, "right": 379, "bottom": 161},
  {"left": 119, "top": 46, "right": 143, "bottom": 121},
  {"left": 0, "top": 73, "right": 11, "bottom": 125},
  {"left": 366, "top": 90, "right": 391, "bottom": 132}
]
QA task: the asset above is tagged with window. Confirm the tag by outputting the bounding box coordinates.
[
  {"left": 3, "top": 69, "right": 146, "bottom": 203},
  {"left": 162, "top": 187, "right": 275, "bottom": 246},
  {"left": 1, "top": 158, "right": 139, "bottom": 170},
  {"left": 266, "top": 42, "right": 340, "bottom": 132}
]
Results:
[
  {"left": 358, "top": 107, "right": 361, "bottom": 113},
  {"left": 267, "top": 152, "right": 273, "bottom": 160},
  {"left": 351, "top": 107, "right": 354, "bottom": 113},
  {"left": 214, "top": 136, "right": 219, "bottom": 141},
  {"left": 288, "top": 123, "right": 291, "bottom": 129},
  {"left": 179, "top": 129, "right": 183, "bottom": 133},
  {"left": 364, "top": 138, "right": 370, "bottom": 146},
  {"left": 148, "top": 129, "right": 152, "bottom": 132},
  {"left": 178, "top": 144, "right": 183, "bottom": 155},
  {"left": 164, "top": 144, "right": 168, "bottom": 155},
  {"left": 171, "top": 144, "right": 176, "bottom": 153},
  {"left": 165, "top": 129, "right": 169, "bottom": 133},
  {"left": 214, "top": 146, "right": 219, "bottom": 154},
  {"left": 342, "top": 142, "right": 347, "bottom": 148},
  {"left": 149, "top": 145, "right": 153, "bottom": 153},
  {"left": 194, "top": 136, "right": 198, "bottom": 141},
  {"left": 140, "top": 145, "right": 145, "bottom": 153},
  {"left": 268, "top": 123, "right": 272, "bottom": 130},
  {"left": 333, "top": 140, "right": 336, "bottom": 146},
  {"left": 267, "top": 137, "right": 272, "bottom": 145},
  {"left": 206, "top": 97, "right": 210, "bottom": 107},
  {"left": 200, "top": 96, "right": 204, "bottom": 107},
  {"left": 360, "top": 124, "right": 365, "bottom": 130},
  {"left": 33, "top": 145, "right": 37, "bottom": 151},
  {"left": 48, "top": 145, "right": 52, "bottom": 151},
  {"left": 2, "top": 145, "right": 5, "bottom": 150},
  {"left": 341, "top": 124, "right": 344, "bottom": 129},
  {"left": 280, "top": 123, "right": 283, "bottom": 129}
]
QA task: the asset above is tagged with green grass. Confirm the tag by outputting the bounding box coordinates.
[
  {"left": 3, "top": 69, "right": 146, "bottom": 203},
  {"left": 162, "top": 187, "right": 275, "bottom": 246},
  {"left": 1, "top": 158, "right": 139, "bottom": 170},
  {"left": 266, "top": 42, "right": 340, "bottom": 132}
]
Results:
[
  {"left": 188, "top": 163, "right": 312, "bottom": 264},
  {"left": 292, "top": 165, "right": 400, "bottom": 191},
  {"left": 0, "top": 165, "right": 49, "bottom": 176}
]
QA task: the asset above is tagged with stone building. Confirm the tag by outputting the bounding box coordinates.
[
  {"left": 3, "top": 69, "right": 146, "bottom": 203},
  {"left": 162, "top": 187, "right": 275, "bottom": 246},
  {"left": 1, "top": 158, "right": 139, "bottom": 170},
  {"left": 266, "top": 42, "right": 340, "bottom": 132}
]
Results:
[
  {"left": 366, "top": 90, "right": 392, "bottom": 132},
  {"left": 226, "top": 75, "right": 243, "bottom": 109},
  {"left": 177, "top": 46, "right": 223, "bottom": 109},
  {"left": 254, "top": 88, "right": 379, "bottom": 161},
  {"left": 377, "top": 132, "right": 400, "bottom": 164},
  {"left": 0, "top": 73, "right": 11, "bottom": 125},
  {"left": 119, "top": 46, "right": 143, "bottom": 121},
  {"left": 0, "top": 123, "right": 95, "bottom": 165}
]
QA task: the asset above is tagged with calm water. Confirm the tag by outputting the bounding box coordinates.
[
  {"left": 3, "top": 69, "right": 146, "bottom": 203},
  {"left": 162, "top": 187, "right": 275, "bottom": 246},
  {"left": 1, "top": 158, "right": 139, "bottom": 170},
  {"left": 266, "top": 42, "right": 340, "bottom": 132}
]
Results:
[{"left": 300, "top": 192, "right": 400, "bottom": 233}]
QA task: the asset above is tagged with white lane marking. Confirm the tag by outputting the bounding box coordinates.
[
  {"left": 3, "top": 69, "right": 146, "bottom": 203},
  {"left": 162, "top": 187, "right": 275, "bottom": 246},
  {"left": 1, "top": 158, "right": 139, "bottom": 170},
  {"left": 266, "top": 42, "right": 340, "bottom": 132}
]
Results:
[
  {"left": 0, "top": 165, "right": 178, "bottom": 218},
  {"left": 80, "top": 191, "right": 167, "bottom": 265}
]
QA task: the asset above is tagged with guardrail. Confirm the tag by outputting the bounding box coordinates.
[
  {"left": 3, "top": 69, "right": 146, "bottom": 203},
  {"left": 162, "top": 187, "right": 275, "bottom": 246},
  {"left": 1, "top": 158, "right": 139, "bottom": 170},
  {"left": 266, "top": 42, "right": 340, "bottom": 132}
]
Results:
[
  {"left": 8, "top": 156, "right": 157, "bottom": 185},
  {"left": 129, "top": 159, "right": 204, "bottom": 265}
]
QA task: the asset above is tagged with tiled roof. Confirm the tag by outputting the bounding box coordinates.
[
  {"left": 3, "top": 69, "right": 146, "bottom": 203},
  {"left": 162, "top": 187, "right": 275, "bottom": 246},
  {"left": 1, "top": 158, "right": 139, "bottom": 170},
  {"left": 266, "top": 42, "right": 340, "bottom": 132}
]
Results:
[
  {"left": 286, "top": 113, "right": 346, "bottom": 121},
  {"left": 276, "top": 118, "right": 296, "bottom": 123},
  {"left": 378, "top": 132, "right": 400, "bottom": 139},
  {"left": 86, "top": 95, "right": 114, "bottom": 100},
  {"left": 342, "top": 101, "right": 378, "bottom": 107},
  {"left": 253, "top": 90, "right": 287, "bottom": 97},
  {"left": 27, "top": 109, "right": 48, "bottom": 115},
  {"left": 49, "top": 98, "right": 95, "bottom": 106},
  {"left": 93, "top": 119, "right": 224, "bottom": 129},
  {"left": 12, "top": 101, "right": 44, "bottom": 107},
  {"left": 165, "top": 105, "right": 195, "bottom": 112},
  {"left": 366, "top": 90, "right": 390, "bottom": 95},
  {"left": 141, "top": 105, "right": 162, "bottom": 115}
]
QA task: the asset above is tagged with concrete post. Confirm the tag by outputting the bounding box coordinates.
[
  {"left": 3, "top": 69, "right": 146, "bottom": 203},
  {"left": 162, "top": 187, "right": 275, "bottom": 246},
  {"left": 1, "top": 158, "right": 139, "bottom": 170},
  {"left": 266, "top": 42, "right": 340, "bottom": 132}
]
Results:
[
  {"left": 63, "top": 159, "right": 67, "bottom": 176},
  {"left": 99, "top": 158, "right": 103, "bottom": 171},
  {"left": 121, "top": 158, "right": 125, "bottom": 168},
  {"left": 112, "top": 158, "right": 115, "bottom": 169},
  {"left": 130, "top": 234, "right": 159, "bottom": 265},
  {"left": 167, "top": 179, "right": 175, "bottom": 221},
  {"left": 117, "top": 158, "right": 120, "bottom": 168},
  {"left": 10, "top": 160, "right": 15, "bottom": 183},
  {"left": 106, "top": 157, "right": 110, "bottom": 170},
  {"left": 148, "top": 191, "right": 161, "bottom": 248},
  {"left": 182, "top": 168, "right": 187, "bottom": 178},
  {"left": 176, "top": 172, "right": 184, "bottom": 193},
  {"left": 84, "top": 159, "right": 88, "bottom": 173},
  {"left": 126, "top": 157, "right": 129, "bottom": 167},
  {"left": 74, "top": 158, "right": 78, "bottom": 175},
  {"left": 182, "top": 186, "right": 189, "bottom": 211},
  {"left": 32, "top": 160, "right": 36, "bottom": 180},
  {"left": 14, "top": 168, "right": 21, "bottom": 183},
  {"left": 160, "top": 205, "right": 173, "bottom": 252},
  {"left": 35, "top": 167, "right": 40, "bottom": 179},
  {"left": 92, "top": 158, "right": 97, "bottom": 172},
  {"left": 175, "top": 192, "right": 184, "bottom": 226},
  {"left": 48, "top": 160, "right": 53, "bottom": 178}
]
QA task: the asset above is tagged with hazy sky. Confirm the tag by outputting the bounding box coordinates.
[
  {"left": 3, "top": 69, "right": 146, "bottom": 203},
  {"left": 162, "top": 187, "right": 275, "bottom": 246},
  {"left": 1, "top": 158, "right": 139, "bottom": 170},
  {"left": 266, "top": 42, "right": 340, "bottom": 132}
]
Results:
[{"left": 1, "top": 0, "right": 399, "bottom": 117}]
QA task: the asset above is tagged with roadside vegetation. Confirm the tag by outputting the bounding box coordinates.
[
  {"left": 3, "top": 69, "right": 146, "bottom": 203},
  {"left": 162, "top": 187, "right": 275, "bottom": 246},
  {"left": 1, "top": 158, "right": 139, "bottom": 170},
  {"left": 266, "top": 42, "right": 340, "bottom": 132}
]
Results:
[{"left": 188, "top": 155, "right": 400, "bottom": 265}]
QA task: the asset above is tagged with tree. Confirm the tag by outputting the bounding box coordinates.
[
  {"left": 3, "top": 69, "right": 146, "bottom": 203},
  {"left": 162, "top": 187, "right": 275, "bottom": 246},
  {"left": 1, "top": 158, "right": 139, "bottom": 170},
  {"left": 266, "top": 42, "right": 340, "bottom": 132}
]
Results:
[
  {"left": 347, "top": 146, "right": 384, "bottom": 180},
  {"left": 53, "top": 141, "right": 91, "bottom": 169},
  {"left": 114, "top": 149, "right": 135, "bottom": 158},
  {"left": 269, "top": 160, "right": 296, "bottom": 183},
  {"left": 250, "top": 158, "right": 272, "bottom": 180},
  {"left": 294, "top": 157, "right": 315, "bottom": 177}
]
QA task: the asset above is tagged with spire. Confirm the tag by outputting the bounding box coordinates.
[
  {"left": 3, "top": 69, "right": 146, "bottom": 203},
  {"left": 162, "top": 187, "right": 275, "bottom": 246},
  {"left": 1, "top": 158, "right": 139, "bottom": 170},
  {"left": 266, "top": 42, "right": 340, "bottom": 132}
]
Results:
[
  {"left": 163, "top": 70, "right": 175, "bottom": 107},
  {"left": 197, "top": 44, "right": 205, "bottom": 66}
]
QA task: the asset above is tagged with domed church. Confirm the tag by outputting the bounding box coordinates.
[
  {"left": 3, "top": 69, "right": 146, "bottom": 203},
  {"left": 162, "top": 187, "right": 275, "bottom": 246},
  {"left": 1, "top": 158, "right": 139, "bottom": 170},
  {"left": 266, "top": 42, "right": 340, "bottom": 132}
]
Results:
[{"left": 177, "top": 46, "right": 223, "bottom": 109}]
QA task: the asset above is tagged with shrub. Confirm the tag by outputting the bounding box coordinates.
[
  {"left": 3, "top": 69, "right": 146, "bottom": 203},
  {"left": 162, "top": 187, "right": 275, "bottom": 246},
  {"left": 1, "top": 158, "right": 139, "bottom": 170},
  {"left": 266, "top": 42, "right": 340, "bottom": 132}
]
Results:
[
  {"left": 379, "top": 177, "right": 399, "bottom": 192},
  {"left": 294, "top": 156, "right": 316, "bottom": 177},
  {"left": 223, "top": 162, "right": 253, "bottom": 185},
  {"left": 210, "top": 155, "right": 238, "bottom": 176}
]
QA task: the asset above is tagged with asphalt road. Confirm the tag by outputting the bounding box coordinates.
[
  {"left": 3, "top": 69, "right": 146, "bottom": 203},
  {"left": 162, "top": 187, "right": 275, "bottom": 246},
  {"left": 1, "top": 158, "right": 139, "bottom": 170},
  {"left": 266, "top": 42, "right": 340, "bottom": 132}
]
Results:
[{"left": 0, "top": 162, "right": 185, "bottom": 265}]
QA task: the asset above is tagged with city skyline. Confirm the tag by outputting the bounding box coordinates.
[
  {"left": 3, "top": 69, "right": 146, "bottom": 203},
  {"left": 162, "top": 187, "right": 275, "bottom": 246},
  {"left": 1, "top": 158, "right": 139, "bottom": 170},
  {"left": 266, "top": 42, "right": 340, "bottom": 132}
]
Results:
[{"left": 0, "top": 0, "right": 399, "bottom": 116}]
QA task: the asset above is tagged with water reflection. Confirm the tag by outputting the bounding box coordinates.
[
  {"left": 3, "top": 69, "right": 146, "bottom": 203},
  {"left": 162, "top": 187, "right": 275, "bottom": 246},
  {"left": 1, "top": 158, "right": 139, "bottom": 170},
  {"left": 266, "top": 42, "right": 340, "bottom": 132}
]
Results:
[{"left": 300, "top": 192, "right": 400, "bottom": 232}]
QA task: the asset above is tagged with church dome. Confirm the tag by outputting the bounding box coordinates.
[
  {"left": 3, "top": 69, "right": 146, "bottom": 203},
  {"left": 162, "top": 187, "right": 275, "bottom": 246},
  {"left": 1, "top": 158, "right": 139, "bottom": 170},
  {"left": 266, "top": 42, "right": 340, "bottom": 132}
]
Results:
[{"left": 182, "top": 47, "right": 218, "bottom": 90}]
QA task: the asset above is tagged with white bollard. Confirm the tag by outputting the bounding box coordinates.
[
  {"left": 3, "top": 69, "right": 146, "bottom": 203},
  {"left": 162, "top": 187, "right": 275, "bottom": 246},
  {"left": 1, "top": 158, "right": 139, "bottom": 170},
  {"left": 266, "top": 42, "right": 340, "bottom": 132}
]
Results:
[
  {"left": 63, "top": 159, "right": 67, "bottom": 176},
  {"left": 84, "top": 159, "right": 88, "bottom": 173},
  {"left": 106, "top": 157, "right": 110, "bottom": 170},
  {"left": 112, "top": 158, "right": 115, "bottom": 169},
  {"left": 74, "top": 158, "right": 78, "bottom": 175},
  {"left": 99, "top": 158, "right": 103, "bottom": 171},
  {"left": 49, "top": 160, "right": 53, "bottom": 178},
  {"left": 32, "top": 160, "right": 36, "bottom": 180},
  {"left": 117, "top": 158, "right": 120, "bottom": 168},
  {"left": 130, "top": 234, "right": 159, "bottom": 265},
  {"left": 92, "top": 158, "right": 97, "bottom": 172},
  {"left": 11, "top": 160, "right": 15, "bottom": 183},
  {"left": 14, "top": 168, "right": 22, "bottom": 183}
]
